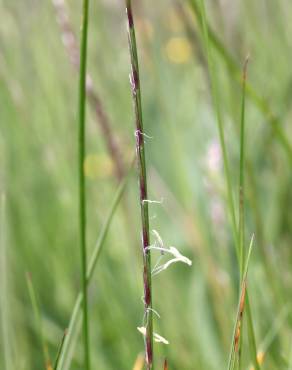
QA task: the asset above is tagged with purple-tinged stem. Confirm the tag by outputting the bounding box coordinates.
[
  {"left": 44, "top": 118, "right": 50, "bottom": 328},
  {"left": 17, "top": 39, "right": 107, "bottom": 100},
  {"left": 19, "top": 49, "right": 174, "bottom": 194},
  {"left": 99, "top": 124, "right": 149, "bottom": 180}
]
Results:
[{"left": 125, "top": 1, "right": 153, "bottom": 368}]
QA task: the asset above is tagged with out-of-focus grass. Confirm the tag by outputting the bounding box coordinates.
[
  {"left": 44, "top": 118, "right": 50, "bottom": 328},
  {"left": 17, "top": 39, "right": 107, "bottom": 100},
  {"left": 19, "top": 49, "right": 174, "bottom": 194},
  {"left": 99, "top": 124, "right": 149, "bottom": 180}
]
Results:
[{"left": 1, "top": 0, "right": 292, "bottom": 369}]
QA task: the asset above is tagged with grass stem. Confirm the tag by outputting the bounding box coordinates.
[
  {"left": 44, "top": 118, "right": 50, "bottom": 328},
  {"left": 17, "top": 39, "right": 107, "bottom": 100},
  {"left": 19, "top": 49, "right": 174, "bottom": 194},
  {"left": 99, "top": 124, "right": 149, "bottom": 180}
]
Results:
[
  {"left": 125, "top": 1, "right": 154, "bottom": 368},
  {"left": 78, "top": 0, "right": 90, "bottom": 368}
]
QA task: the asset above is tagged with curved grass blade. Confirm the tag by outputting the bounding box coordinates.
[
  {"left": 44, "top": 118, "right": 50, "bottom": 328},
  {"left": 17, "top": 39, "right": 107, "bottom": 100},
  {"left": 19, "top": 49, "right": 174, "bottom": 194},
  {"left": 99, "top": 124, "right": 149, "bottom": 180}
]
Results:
[{"left": 56, "top": 165, "right": 132, "bottom": 370}]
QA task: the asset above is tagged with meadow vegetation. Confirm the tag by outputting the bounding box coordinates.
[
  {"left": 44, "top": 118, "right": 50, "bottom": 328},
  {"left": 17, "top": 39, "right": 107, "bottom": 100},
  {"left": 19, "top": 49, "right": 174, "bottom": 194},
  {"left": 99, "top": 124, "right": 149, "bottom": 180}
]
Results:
[{"left": 1, "top": 0, "right": 292, "bottom": 369}]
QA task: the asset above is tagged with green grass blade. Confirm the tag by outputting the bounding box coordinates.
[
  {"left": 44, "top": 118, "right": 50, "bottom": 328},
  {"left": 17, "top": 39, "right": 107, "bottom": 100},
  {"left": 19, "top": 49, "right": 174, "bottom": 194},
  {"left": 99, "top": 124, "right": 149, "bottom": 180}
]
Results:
[
  {"left": 78, "top": 0, "right": 90, "bottom": 367},
  {"left": 56, "top": 166, "right": 132, "bottom": 370}
]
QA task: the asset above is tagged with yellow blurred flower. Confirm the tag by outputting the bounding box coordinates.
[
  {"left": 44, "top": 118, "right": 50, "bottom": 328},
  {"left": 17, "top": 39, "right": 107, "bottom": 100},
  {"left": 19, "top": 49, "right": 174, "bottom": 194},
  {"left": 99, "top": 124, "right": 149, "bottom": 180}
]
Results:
[
  {"left": 165, "top": 37, "right": 192, "bottom": 64},
  {"left": 249, "top": 351, "right": 265, "bottom": 370},
  {"left": 84, "top": 153, "right": 113, "bottom": 179}
]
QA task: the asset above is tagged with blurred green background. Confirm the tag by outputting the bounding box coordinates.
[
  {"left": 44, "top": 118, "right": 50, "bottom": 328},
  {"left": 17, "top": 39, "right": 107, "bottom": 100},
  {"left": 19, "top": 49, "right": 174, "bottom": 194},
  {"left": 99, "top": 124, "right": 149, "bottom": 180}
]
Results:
[{"left": 1, "top": 0, "right": 292, "bottom": 369}]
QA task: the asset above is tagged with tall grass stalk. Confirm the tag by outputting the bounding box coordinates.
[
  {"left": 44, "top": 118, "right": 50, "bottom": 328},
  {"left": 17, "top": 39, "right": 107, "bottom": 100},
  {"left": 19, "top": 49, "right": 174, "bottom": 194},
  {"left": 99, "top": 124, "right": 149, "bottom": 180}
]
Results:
[
  {"left": 78, "top": 0, "right": 90, "bottom": 367},
  {"left": 56, "top": 166, "right": 132, "bottom": 370},
  {"left": 125, "top": 1, "right": 153, "bottom": 368}
]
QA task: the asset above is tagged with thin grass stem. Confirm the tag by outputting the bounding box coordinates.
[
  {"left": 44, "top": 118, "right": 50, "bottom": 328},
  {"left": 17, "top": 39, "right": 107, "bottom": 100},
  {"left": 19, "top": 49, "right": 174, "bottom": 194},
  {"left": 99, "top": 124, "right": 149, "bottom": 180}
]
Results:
[
  {"left": 78, "top": 0, "right": 90, "bottom": 367},
  {"left": 125, "top": 1, "right": 154, "bottom": 368}
]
